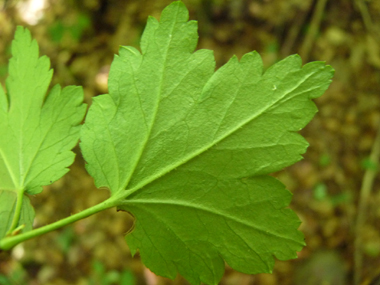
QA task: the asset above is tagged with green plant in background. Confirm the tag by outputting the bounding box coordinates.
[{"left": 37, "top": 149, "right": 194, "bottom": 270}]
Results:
[
  {"left": 0, "top": 262, "right": 28, "bottom": 285},
  {"left": 90, "top": 260, "right": 135, "bottom": 285},
  {"left": 0, "top": 1, "right": 334, "bottom": 284},
  {"left": 49, "top": 13, "right": 91, "bottom": 43},
  {"left": 313, "top": 154, "right": 351, "bottom": 206}
]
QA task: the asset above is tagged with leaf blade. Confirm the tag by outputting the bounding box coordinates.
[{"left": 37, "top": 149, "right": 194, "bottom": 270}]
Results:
[
  {"left": 120, "top": 172, "right": 304, "bottom": 284},
  {"left": 80, "top": 1, "right": 333, "bottom": 284},
  {"left": 0, "top": 26, "right": 86, "bottom": 236},
  {"left": 0, "top": 190, "right": 35, "bottom": 239},
  {"left": 0, "top": 27, "right": 86, "bottom": 195},
  {"left": 81, "top": 1, "right": 216, "bottom": 194}
]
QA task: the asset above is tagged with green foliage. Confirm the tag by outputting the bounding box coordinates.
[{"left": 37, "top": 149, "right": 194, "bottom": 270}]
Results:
[
  {"left": 313, "top": 183, "right": 328, "bottom": 200},
  {"left": 0, "top": 2, "right": 334, "bottom": 285},
  {"left": 319, "top": 153, "right": 331, "bottom": 166},
  {"left": 90, "top": 260, "right": 136, "bottom": 285},
  {"left": 57, "top": 227, "right": 76, "bottom": 253},
  {"left": 0, "top": 262, "right": 28, "bottom": 285},
  {"left": 80, "top": 2, "right": 333, "bottom": 284},
  {"left": 0, "top": 27, "right": 86, "bottom": 235},
  {"left": 361, "top": 156, "right": 379, "bottom": 171},
  {"left": 49, "top": 13, "right": 91, "bottom": 43},
  {"left": 0, "top": 190, "right": 34, "bottom": 238}
]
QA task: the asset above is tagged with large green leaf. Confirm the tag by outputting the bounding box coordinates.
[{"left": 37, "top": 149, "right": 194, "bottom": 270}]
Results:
[
  {"left": 0, "top": 27, "right": 86, "bottom": 237},
  {"left": 80, "top": 1, "right": 333, "bottom": 284}
]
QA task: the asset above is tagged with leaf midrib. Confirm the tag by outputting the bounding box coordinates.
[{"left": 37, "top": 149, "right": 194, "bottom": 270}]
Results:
[
  {"left": 0, "top": 147, "right": 18, "bottom": 189},
  {"left": 121, "top": 66, "right": 317, "bottom": 197},
  {"left": 20, "top": 92, "right": 67, "bottom": 187},
  {"left": 119, "top": 6, "right": 180, "bottom": 191}
]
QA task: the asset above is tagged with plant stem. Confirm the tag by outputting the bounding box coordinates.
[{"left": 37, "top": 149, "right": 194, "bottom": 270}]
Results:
[
  {"left": 0, "top": 196, "right": 119, "bottom": 250},
  {"left": 354, "top": 122, "right": 380, "bottom": 285},
  {"left": 354, "top": 0, "right": 373, "bottom": 32},
  {"left": 6, "top": 189, "right": 24, "bottom": 235},
  {"left": 299, "top": 0, "right": 328, "bottom": 62}
]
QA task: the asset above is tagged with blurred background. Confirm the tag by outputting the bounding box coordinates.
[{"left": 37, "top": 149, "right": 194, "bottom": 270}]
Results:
[{"left": 0, "top": 0, "right": 379, "bottom": 284}]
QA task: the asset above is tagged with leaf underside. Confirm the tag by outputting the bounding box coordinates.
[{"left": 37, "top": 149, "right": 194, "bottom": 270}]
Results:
[
  {"left": 0, "top": 191, "right": 34, "bottom": 238},
  {"left": 0, "top": 27, "right": 86, "bottom": 237},
  {"left": 80, "top": 1, "right": 334, "bottom": 284}
]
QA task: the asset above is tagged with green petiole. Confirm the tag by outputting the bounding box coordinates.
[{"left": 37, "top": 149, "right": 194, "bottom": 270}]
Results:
[
  {"left": 0, "top": 196, "right": 120, "bottom": 250},
  {"left": 6, "top": 189, "right": 24, "bottom": 236}
]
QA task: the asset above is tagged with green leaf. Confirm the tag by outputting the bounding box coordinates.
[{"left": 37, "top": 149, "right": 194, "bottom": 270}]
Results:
[
  {"left": 0, "top": 27, "right": 86, "bottom": 236},
  {"left": 121, "top": 173, "right": 304, "bottom": 284},
  {"left": 0, "top": 190, "right": 34, "bottom": 238},
  {"left": 80, "top": 1, "right": 333, "bottom": 284}
]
